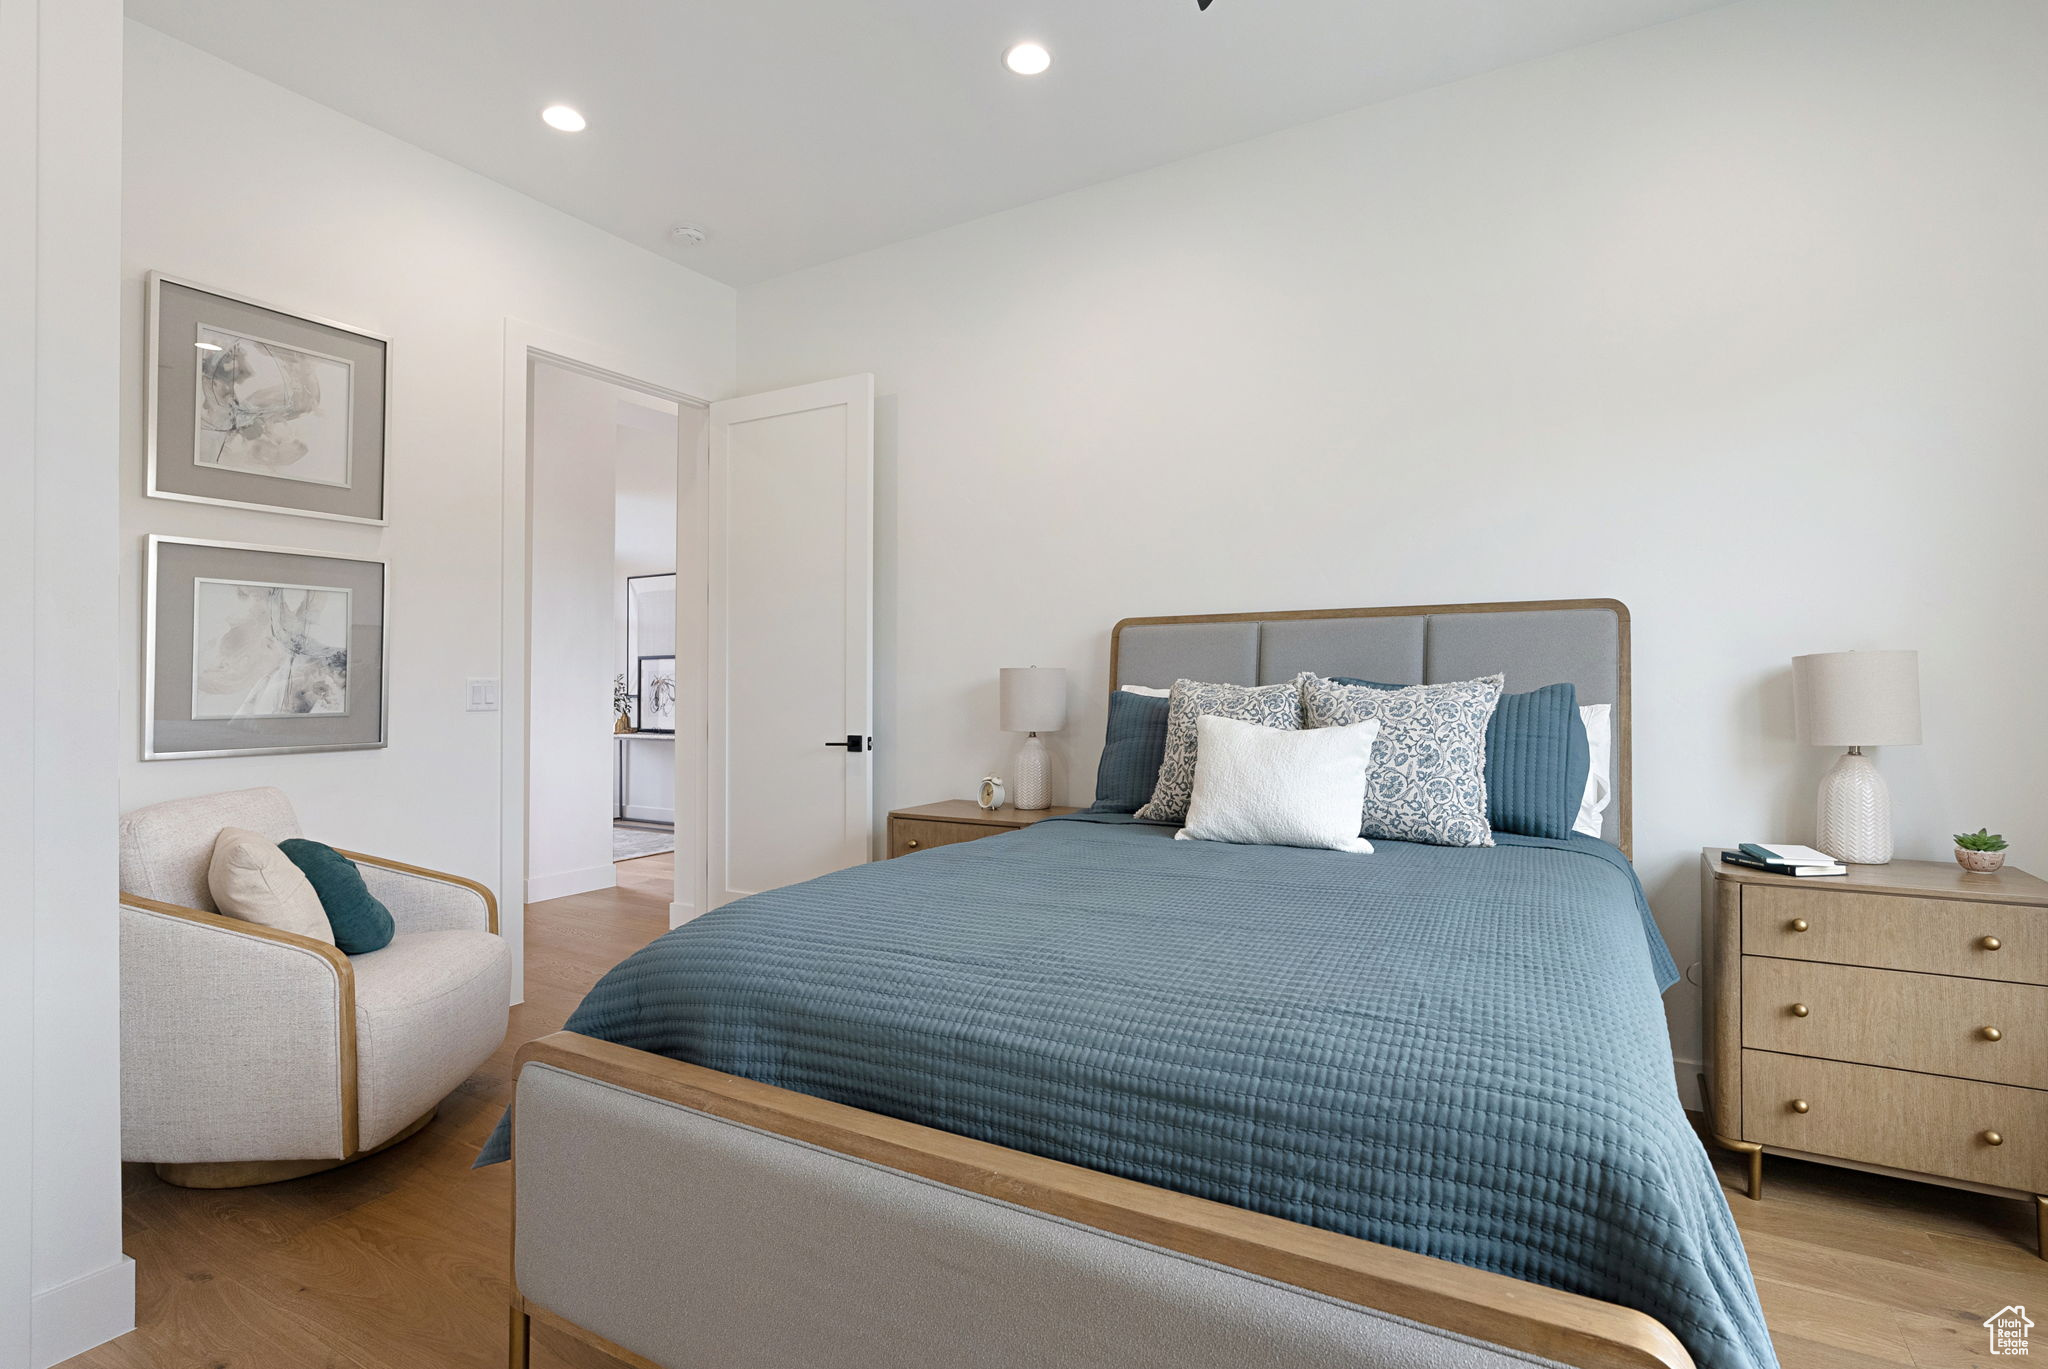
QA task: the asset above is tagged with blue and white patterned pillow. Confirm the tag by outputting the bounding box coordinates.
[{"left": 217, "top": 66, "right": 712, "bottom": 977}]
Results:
[
  {"left": 1299, "top": 672, "right": 1503, "bottom": 847},
  {"left": 1133, "top": 678, "right": 1303, "bottom": 824}
]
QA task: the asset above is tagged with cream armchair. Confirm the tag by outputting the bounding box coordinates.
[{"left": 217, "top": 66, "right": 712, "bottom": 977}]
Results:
[{"left": 118, "top": 786, "right": 509, "bottom": 1188}]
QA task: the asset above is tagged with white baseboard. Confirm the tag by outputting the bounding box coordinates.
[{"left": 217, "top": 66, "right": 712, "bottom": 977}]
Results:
[
  {"left": 33, "top": 1255, "right": 135, "bottom": 1369},
  {"left": 1674, "top": 1057, "right": 1704, "bottom": 1113},
  {"left": 526, "top": 864, "right": 617, "bottom": 903},
  {"left": 622, "top": 804, "right": 674, "bottom": 824}
]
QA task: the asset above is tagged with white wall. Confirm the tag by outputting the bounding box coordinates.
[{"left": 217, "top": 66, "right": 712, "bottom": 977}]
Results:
[
  {"left": 738, "top": 0, "right": 2048, "bottom": 1075},
  {"left": 120, "top": 24, "right": 736, "bottom": 992},
  {"left": 1, "top": 2, "right": 132, "bottom": 1365}
]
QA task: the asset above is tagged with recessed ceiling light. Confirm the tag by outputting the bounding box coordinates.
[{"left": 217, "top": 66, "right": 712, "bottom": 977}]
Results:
[
  {"left": 1003, "top": 42, "right": 1052, "bottom": 76},
  {"left": 541, "top": 104, "right": 587, "bottom": 133}
]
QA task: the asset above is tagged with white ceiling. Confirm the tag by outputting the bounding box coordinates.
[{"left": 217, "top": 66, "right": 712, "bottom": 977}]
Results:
[{"left": 129, "top": 0, "right": 1732, "bottom": 286}]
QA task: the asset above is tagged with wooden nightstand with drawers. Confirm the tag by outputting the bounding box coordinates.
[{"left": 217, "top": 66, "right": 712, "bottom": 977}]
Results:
[
  {"left": 886, "top": 800, "right": 1081, "bottom": 859},
  {"left": 1702, "top": 848, "right": 2048, "bottom": 1256}
]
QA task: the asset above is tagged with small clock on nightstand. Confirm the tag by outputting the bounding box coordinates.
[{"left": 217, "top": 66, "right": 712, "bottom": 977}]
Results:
[{"left": 886, "top": 800, "right": 1080, "bottom": 859}]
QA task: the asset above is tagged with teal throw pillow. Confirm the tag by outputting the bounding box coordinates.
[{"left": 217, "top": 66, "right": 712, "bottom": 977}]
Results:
[{"left": 278, "top": 839, "right": 396, "bottom": 954}]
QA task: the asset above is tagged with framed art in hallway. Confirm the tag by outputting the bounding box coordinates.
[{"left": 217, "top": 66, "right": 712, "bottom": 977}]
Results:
[
  {"left": 144, "top": 535, "right": 389, "bottom": 760},
  {"left": 146, "top": 272, "right": 390, "bottom": 524},
  {"left": 626, "top": 571, "right": 677, "bottom": 672},
  {"left": 637, "top": 654, "right": 677, "bottom": 733}
]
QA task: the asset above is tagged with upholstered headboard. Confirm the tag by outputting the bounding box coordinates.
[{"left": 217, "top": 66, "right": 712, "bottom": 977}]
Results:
[{"left": 1109, "top": 599, "right": 1632, "bottom": 857}]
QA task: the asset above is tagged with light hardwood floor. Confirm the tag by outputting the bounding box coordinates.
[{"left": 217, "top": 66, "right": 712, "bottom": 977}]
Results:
[{"left": 66, "top": 853, "right": 2046, "bottom": 1368}]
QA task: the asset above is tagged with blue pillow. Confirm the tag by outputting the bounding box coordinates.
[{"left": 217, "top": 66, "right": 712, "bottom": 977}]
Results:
[
  {"left": 1333, "top": 678, "right": 1587, "bottom": 840},
  {"left": 1483, "top": 683, "right": 1588, "bottom": 840},
  {"left": 1090, "top": 690, "right": 1171, "bottom": 813},
  {"left": 278, "top": 839, "right": 396, "bottom": 954}
]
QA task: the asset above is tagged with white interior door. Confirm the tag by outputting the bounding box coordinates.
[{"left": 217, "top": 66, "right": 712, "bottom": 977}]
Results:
[{"left": 707, "top": 375, "right": 874, "bottom": 907}]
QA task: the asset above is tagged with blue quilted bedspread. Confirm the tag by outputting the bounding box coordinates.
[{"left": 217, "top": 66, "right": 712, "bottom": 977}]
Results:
[{"left": 483, "top": 816, "right": 1773, "bottom": 1369}]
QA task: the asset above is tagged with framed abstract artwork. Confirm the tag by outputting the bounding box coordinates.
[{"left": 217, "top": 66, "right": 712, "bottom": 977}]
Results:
[
  {"left": 146, "top": 273, "right": 389, "bottom": 524},
  {"left": 637, "top": 655, "right": 677, "bottom": 734},
  {"left": 144, "top": 535, "right": 389, "bottom": 760}
]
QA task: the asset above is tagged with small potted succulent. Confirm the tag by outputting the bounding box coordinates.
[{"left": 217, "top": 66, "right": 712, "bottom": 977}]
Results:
[
  {"left": 613, "top": 674, "right": 635, "bottom": 734},
  {"left": 1953, "top": 828, "right": 2008, "bottom": 873}
]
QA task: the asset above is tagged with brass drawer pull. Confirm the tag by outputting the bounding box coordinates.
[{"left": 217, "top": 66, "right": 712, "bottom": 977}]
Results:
[
  {"left": 1981, "top": 935, "right": 2002, "bottom": 951},
  {"left": 1981, "top": 1026, "right": 2003, "bottom": 1042},
  {"left": 905, "top": 839, "right": 920, "bottom": 849},
  {"left": 1789, "top": 1003, "right": 1810, "bottom": 1017},
  {"left": 1790, "top": 1098, "right": 1810, "bottom": 1114},
  {"left": 1789, "top": 918, "right": 1810, "bottom": 933},
  {"left": 1983, "top": 1130, "right": 2004, "bottom": 1147}
]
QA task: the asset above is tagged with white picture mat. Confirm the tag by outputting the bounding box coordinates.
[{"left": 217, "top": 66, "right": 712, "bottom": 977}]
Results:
[
  {"left": 638, "top": 655, "right": 677, "bottom": 731},
  {"left": 192, "top": 322, "right": 356, "bottom": 488},
  {"left": 190, "top": 576, "right": 354, "bottom": 720}
]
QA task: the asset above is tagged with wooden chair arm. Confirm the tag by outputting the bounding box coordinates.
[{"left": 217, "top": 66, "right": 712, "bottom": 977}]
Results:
[{"left": 333, "top": 849, "right": 499, "bottom": 934}]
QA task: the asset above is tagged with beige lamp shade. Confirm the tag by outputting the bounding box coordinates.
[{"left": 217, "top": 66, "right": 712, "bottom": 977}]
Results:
[
  {"left": 1792, "top": 650, "right": 1921, "bottom": 748},
  {"left": 999, "top": 667, "right": 1067, "bottom": 734}
]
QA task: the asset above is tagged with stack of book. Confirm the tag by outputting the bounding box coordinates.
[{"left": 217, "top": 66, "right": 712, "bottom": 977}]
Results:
[{"left": 1720, "top": 842, "right": 1847, "bottom": 877}]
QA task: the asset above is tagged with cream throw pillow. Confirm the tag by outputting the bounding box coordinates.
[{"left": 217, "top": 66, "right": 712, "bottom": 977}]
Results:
[
  {"left": 1176, "top": 714, "right": 1379, "bottom": 854},
  {"left": 207, "top": 827, "right": 335, "bottom": 944}
]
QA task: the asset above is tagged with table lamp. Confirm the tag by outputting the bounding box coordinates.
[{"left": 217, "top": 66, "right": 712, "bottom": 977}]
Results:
[
  {"left": 1792, "top": 649, "right": 1921, "bottom": 864},
  {"left": 999, "top": 667, "right": 1067, "bottom": 811}
]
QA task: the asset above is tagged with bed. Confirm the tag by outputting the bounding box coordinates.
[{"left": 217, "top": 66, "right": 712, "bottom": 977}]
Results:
[{"left": 495, "top": 601, "right": 1775, "bottom": 1369}]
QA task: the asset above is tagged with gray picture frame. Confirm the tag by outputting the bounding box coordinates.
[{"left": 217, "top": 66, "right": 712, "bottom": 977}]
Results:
[
  {"left": 144, "top": 534, "right": 390, "bottom": 761},
  {"left": 146, "top": 272, "right": 390, "bottom": 525}
]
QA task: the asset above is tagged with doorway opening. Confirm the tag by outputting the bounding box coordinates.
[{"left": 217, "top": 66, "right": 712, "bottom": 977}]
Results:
[
  {"left": 500, "top": 330, "right": 868, "bottom": 1003},
  {"left": 523, "top": 356, "right": 707, "bottom": 916}
]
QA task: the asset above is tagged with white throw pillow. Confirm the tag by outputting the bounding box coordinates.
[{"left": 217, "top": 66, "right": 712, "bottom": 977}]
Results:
[
  {"left": 1574, "top": 704, "right": 1612, "bottom": 838},
  {"left": 1176, "top": 715, "right": 1379, "bottom": 854},
  {"left": 207, "top": 826, "right": 335, "bottom": 944},
  {"left": 1119, "top": 685, "right": 1170, "bottom": 697}
]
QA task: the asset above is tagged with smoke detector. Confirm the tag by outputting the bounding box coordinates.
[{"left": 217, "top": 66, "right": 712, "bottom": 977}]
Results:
[{"left": 669, "top": 224, "right": 707, "bottom": 247}]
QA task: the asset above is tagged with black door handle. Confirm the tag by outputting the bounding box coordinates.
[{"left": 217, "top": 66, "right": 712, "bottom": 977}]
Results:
[{"left": 824, "top": 735, "right": 871, "bottom": 753}]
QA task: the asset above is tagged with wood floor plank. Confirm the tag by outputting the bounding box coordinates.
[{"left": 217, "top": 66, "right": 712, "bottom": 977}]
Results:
[
  {"left": 1737, "top": 1225, "right": 2030, "bottom": 1330},
  {"left": 1895, "top": 1305, "right": 2042, "bottom": 1369},
  {"left": 120, "top": 1223, "right": 382, "bottom": 1369},
  {"left": 1921, "top": 1227, "right": 2048, "bottom": 1281},
  {"left": 1750, "top": 1280, "right": 1917, "bottom": 1364},
  {"left": 61, "top": 847, "right": 2040, "bottom": 1369}
]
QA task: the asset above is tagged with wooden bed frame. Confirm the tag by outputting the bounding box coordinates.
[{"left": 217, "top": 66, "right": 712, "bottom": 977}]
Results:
[
  {"left": 507, "top": 600, "right": 1687, "bottom": 1369},
  {"left": 507, "top": 1034, "right": 1690, "bottom": 1369}
]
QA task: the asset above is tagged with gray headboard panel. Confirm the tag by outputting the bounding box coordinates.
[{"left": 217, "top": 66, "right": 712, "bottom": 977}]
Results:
[{"left": 1109, "top": 600, "right": 1631, "bottom": 856}]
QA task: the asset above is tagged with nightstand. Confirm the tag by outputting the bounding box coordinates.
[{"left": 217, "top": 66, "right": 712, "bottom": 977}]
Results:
[
  {"left": 886, "top": 800, "right": 1081, "bottom": 859},
  {"left": 1701, "top": 848, "right": 2048, "bottom": 1256}
]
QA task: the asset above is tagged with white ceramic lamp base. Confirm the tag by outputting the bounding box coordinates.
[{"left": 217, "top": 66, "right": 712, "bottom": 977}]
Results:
[
  {"left": 1013, "top": 733, "right": 1051, "bottom": 811},
  {"left": 1816, "top": 747, "right": 1892, "bottom": 865}
]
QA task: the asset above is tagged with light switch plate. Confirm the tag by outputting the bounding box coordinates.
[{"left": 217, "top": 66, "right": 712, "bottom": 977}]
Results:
[{"left": 466, "top": 678, "right": 499, "bottom": 712}]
